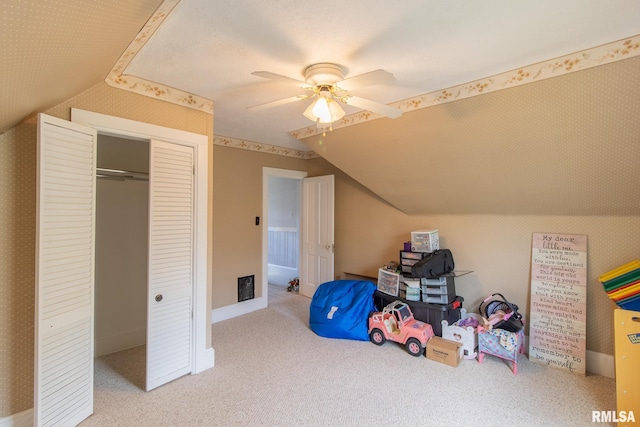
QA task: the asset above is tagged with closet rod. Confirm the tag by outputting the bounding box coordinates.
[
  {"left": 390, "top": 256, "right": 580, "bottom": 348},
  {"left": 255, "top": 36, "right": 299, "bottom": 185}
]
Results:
[{"left": 96, "top": 167, "right": 149, "bottom": 181}]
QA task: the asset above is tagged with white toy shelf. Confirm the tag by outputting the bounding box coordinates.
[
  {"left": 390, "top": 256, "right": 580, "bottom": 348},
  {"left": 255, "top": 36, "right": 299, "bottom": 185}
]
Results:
[{"left": 441, "top": 308, "right": 482, "bottom": 359}]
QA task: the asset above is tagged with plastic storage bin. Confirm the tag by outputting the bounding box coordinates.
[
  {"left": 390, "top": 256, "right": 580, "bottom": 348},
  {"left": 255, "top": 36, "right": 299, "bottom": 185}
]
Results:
[
  {"left": 410, "top": 230, "right": 439, "bottom": 253},
  {"left": 421, "top": 275, "right": 456, "bottom": 304},
  {"left": 373, "top": 290, "right": 462, "bottom": 336},
  {"left": 400, "top": 250, "right": 427, "bottom": 275}
]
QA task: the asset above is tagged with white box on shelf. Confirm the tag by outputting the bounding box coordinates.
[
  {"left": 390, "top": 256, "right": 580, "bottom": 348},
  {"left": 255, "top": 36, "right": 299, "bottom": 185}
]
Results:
[{"left": 411, "top": 230, "right": 439, "bottom": 253}]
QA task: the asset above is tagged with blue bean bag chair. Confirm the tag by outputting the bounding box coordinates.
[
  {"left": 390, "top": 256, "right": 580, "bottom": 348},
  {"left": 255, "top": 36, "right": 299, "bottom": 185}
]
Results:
[{"left": 309, "top": 279, "right": 377, "bottom": 341}]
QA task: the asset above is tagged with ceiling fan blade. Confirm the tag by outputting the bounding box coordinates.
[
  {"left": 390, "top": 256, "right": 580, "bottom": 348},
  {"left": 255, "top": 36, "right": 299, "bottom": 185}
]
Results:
[
  {"left": 247, "top": 94, "right": 311, "bottom": 111},
  {"left": 337, "top": 69, "right": 396, "bottom": 91},
  {"left": 343, "top": 95, "right": 402, "bottom": 119},
  {"left": 251, "top": 71, "right": 311, "bottom": 88}
]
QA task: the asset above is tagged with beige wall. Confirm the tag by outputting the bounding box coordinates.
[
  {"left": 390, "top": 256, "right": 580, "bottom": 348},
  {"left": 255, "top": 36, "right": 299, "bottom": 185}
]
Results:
[
  {"left": 307, "top": 158, "right": 639, "bottom": 356},
  {"left": 2, "top": 64, "right": 638, "bottom": 419},
  {"left": 212, "top": 145, "right": 307, "bottom": 308},
  {"left": 0, "top": 82, "right": 213, "bottom": 417},
  {"left": 211, "top": 134, "right": 638, "bottom": 356}
]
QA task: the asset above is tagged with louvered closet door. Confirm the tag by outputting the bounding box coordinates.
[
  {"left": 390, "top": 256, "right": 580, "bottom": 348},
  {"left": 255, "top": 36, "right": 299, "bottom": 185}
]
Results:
[
  {"left": 146, "top": 140, "right": 194, "bottom": 391},
  {"left": 35, "top": 114, "right": 96, "bottom": 426}
]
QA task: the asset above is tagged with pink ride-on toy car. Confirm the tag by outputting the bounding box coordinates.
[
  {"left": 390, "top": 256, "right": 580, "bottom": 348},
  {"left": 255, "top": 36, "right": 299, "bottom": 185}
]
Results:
[{"left": 368, "top": 300, "right": 435, "bottom": 356}]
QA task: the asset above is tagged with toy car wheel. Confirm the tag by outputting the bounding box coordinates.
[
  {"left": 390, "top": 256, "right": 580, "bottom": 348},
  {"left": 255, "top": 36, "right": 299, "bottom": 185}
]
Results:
[
  {"left": 405, "top": 338, "right": 423, "bottom": 357},
  {"left": 369, "top": 328, "right": 386, "bottom": 346}
]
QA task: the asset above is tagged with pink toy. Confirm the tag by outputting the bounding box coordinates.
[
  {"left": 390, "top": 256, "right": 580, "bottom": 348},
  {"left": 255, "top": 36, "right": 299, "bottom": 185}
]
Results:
[
  {"left": 368, "top": 300, "right": 435, "bottom": 356},
  {"left": 477, "top": 325, "right": 525, "bottom": 374}
]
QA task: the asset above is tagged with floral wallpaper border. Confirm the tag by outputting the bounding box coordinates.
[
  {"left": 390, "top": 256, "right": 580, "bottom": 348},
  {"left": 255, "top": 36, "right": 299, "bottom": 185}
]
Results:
[
  {"left": 105, "top": 3, "right": 639, "bottom": 153},
  {"left": 214, "top": 136, "right": 318, "bottom": 159},
  {"left": 290, "top": 36, "right": 640, "bottom": 140},
  {"left": 104, "top": 0, "right": 214, "bottom": 114}
]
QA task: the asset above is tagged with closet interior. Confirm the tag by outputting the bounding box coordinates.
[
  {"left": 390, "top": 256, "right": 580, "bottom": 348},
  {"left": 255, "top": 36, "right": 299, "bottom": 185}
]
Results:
[{"left": 95, "top": 135, "right": 150, "bottom": 357}]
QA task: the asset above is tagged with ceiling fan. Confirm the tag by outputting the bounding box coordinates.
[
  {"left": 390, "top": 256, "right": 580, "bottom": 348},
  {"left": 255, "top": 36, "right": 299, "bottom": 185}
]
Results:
[{"left": 248, "top": 63, "right": 402, "bottom": 133}]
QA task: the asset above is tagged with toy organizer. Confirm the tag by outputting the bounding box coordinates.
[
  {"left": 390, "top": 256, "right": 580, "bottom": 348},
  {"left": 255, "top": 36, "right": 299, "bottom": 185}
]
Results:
[{"left": 441, "top": 308, "right": 482, "bottom": 359}]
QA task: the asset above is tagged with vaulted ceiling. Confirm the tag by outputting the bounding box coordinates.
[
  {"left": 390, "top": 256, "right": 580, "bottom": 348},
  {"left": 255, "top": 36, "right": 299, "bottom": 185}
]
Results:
[{"left": 3, "top": 0, "right": 640, "bottom": 215}]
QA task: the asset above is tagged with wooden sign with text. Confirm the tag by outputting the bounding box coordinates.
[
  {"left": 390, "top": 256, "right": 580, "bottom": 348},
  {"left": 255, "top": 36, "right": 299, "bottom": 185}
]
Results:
[{"left": 529, "top": 233, "right": 588, "bottom": 375}]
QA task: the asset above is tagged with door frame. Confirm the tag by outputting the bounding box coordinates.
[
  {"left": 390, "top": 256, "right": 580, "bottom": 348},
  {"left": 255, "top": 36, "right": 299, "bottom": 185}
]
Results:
[
  {"left": 71, "top": 108, "right": 214, "bottom": 374},
  {"left": 262, "top": 167, "right": 307, "bottom": 305}
]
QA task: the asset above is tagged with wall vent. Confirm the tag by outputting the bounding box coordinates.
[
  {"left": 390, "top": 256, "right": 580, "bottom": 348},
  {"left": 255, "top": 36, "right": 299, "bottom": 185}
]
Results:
[{"left": 238, "top": 275, "right": 255, "bottom": 302}]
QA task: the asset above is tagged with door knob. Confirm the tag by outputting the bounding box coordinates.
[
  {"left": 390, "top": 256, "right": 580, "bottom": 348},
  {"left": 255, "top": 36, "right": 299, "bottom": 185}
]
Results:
[{"left": 155, "top": 294, "right": 163, "bottom": 302}]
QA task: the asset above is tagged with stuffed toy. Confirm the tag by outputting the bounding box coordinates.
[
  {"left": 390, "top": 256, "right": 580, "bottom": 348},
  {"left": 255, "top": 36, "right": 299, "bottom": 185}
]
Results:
[{"left": 287, "top": 277, "right": 299, "bottom": 292}]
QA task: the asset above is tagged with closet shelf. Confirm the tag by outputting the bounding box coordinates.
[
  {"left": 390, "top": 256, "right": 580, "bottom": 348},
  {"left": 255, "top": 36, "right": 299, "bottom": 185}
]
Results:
[{"left": 96, "top": 168, "right": 148, "bottom": 181}]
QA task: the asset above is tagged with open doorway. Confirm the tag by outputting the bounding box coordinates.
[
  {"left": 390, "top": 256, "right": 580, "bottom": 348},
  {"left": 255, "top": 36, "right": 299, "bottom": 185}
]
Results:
[
  {"left": 267, "top": 175, "right": 301, "bottom": 289},
  {"left": 262, "top": 168, "right": 307, "bottom": 303}
]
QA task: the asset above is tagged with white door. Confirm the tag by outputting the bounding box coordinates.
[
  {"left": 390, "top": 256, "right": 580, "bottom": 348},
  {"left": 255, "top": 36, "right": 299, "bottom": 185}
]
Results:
[
  {"left": 146, "top": 140, "right": 194, "bottom": 391},
  {"left": 300, "top": 175, "right": 335, "bottom": 298},
  {"left": 35, "top": 114, "right": 96, "bottom": 426}
]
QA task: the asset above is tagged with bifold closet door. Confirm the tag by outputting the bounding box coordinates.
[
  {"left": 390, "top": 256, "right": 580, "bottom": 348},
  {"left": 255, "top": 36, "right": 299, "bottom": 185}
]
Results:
[
  {"left": 35, "top": 114, "right": 96, "bottom": 426},
  {"left": 146, "top": 139, "right": 194, "bottom": 391}
]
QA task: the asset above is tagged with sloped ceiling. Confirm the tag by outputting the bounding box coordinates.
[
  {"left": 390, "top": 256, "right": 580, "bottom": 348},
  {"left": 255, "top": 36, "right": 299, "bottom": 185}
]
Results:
[
  {"left": 302, "top": 55, "right": 640, "bottom": 216},
  {"left": 0, "top": 0, "right": 163, "bottom": 132},
  {"left": 2, "top": 0, "right": 640, "bottom": 216}
]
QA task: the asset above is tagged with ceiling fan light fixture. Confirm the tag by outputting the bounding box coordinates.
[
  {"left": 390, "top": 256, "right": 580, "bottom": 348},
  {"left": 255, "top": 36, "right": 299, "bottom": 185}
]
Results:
[{"left": 303, "top": 87, "right": 345, "bottom": 125}]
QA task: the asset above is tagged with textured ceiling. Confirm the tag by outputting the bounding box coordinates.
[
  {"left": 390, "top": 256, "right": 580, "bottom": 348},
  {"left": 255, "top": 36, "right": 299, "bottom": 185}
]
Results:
[
  {"left": 3, "top": 0, "right": 640, "bottom": 147},
  {"left": 2, "top": 0, "right": 640, "bottom": 217},
  {"left": 123, "top": 0, "right": 640, "bottom": 151}
]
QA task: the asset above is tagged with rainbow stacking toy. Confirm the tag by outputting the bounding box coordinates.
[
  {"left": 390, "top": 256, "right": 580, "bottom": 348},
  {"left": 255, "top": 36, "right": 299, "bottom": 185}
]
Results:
[{"left": 599, "top": 260, "right": 640, "bottom": 312}]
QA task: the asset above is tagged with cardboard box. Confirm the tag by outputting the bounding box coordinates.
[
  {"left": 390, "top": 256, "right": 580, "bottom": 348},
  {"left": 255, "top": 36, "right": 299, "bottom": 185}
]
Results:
[{"left": 426, "top": 336, "right": 463, "bottom": 367}]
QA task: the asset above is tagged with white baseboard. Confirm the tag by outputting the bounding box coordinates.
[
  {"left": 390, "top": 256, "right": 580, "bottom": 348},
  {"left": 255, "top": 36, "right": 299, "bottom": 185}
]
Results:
[
  {"left": 512, "top": 335, "right": 614, "bottom": 378},
  {"left": 95, "top": 327, "right": 146, "bottom": 357},
  {"left": 194, "top": 347, "right": 215, "bottom": 373},
  {"left": 586, "top": 349, "right": 615, "bottom": 378},
  {"left": 0, "top": 408, "right": 33, "bottom": 427},
  {"left": 211, "top": 296, "right": 267, "bottom": 323}
]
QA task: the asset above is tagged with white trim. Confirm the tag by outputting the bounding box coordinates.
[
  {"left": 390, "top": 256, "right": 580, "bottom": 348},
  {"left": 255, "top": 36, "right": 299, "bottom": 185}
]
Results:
[
  {"left": 70, "top": 108, "right": 214, "bottom": 374},
  {"left": 586, "top": 350, "right": 615, "bottom": 378},
  {"left": 0, "top": 408, "right": 33, "bottom": 427},
  {"left": 211, "top": 297, "right": 268, "bottom": 323}
]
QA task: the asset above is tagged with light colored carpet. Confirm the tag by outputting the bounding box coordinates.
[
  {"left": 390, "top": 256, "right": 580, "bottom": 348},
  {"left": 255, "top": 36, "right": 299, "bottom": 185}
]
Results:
[{"left": 81, "top": 285, "right": 617, "bottom": 426}]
